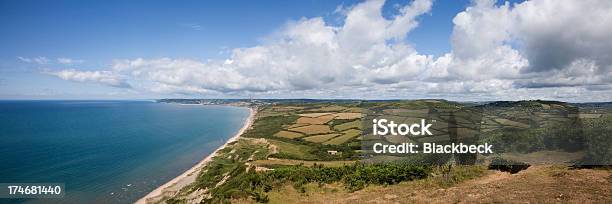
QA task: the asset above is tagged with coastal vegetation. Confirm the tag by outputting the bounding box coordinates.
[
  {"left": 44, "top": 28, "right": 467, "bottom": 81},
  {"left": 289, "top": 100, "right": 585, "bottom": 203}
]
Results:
[{"left": 157, "top": 99, "right": 612, "bottom": 203}]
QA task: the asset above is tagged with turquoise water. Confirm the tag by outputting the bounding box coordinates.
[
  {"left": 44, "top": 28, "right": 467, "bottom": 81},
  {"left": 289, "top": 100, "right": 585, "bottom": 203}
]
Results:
[{"left": 0, "top": 101, "right": 249, "bottom": 203}]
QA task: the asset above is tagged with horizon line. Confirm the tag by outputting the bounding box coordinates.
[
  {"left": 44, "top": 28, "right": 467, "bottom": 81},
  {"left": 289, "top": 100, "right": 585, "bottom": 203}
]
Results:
[{"left": 2, "top": 98, "right": 612, "bottom": 104}]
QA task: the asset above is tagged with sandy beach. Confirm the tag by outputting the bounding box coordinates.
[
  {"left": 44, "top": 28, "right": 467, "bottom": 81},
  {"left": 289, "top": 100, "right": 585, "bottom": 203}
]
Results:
[{"left": 136, "top": 106, "right": 256, "bottom": 204}]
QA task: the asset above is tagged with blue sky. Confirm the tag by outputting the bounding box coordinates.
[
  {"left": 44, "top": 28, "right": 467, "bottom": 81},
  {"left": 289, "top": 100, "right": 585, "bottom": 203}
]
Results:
[
  {"left": 2, "top": 0, "right": 610, "bottom": 101},
  {"left": 1, "top": 0, "right": 471, "bottom": 59}
]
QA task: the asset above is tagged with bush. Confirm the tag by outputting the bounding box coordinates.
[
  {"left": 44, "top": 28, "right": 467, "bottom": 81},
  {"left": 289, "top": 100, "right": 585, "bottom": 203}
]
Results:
[
  {"left": 488, "top": 157, "right": 530, "bottom": 174},
  {"left": 576, "top": 118, "right": 612, "bottom": 166},
  {"left": 253, "top": 162, "right": 430, "bottom": 193},
  {"left": 251, "top": 190, "right": 269, "bottom": 203}
]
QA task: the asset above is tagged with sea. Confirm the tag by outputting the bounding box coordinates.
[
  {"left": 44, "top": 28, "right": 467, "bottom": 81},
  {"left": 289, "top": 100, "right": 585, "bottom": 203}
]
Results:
[{"left": 0, "top": 100, "right": 250, "bottom": 203}]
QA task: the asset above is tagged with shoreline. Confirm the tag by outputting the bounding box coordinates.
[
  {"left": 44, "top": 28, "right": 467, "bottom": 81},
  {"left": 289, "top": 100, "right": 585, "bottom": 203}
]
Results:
[{"left": 136, "top": 106, "right": 256, "bottom": 204}]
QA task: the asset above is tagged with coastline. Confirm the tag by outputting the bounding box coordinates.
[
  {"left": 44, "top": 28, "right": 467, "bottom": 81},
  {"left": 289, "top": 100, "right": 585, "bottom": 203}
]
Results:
[{"left": 136, "top": 106, "right": 256, "bottom": 204}]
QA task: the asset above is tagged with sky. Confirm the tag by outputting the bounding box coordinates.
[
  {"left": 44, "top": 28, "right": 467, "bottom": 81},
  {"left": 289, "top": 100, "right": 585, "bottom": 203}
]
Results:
[{"left": 0, "top": 0, "right": 611, "bottom": 102}]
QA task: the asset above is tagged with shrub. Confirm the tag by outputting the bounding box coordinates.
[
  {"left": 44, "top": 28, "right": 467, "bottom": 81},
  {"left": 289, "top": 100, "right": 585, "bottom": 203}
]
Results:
[
  {"left": 251, "top": 162, "right": 430, "bottom": 193},
  {"left": 488, "top": 157, "right": 530, "bottom": 174}
]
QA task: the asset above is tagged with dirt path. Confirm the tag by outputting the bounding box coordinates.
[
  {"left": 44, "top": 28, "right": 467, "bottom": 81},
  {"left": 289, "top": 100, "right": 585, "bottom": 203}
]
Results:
[{"left": 356, "top": 165, "right": 611, "bottom": 203}]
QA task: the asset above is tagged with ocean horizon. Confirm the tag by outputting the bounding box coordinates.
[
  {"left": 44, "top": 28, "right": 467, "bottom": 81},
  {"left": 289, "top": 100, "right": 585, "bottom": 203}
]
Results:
[{"left": 0, "top": 100, "right": 250, "bottom": 203}]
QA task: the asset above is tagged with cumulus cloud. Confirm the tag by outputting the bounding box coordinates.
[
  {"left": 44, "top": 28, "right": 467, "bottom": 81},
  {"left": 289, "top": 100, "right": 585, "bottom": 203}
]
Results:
[
  {"left": 48, "top": 0, "right": 612, "bottom": 101},
  {"left": 104, "top": 0, "right": 434, "bottom": 95},
  {"left": 448, "top": 0, "right": 612, "bottom": 93},
  {"left": 512, "top": 0, "right": 612, "bottom": 73},
  {"left": 46, "top": 69, "right": 131, "bottom": 88}
]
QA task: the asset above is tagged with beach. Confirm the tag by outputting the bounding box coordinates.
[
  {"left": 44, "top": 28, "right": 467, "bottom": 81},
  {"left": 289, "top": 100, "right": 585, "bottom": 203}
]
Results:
[{"left": 136, "top": 106, "right": 256, "bottom": 204}]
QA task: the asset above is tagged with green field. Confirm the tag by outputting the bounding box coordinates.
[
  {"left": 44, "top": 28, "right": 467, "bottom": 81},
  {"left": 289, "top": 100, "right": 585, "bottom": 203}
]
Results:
[
  {"left": 303, "top": 133, "right": 341, "bottom": 143},
  {"left": 268, "top": 139, "right": 318, "bottom": 160},
  {"left": 324, "top": 129, "right": 361, "bottom": 145},
  {"left": 274, "top": 130, "right": 304, "bottom": 139},
  {"left": 333, "top": 120, "right": 361, "bottom": 131}
]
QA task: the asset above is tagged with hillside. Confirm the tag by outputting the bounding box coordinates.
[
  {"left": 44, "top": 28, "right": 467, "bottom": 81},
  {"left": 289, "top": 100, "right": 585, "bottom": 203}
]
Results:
[
  {"left": 256, "top": 165, "right": 611, "bottom": 203},
  {"left": 157, "top": 99, "right": 611, "bottom": 203}
]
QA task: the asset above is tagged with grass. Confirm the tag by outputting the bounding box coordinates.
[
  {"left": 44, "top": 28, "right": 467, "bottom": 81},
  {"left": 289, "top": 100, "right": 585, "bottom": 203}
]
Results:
[
  {"left": 269, "top": 139, "right": 318, "bottom": 160},
  {"left": 382, "top": 108, "right": 429, "bottom": 117},
  {"left": 285, "top": 123, "right": 309, "bottom": 129},
  {"left": 170, "top": 139, "right": 270, "bottom": 203},
  {"left": 289, "top": 124, "right": 334, "bottom": 135},
  {"left": 274, "top": 130, "right": 304, "bottom": 139},
  {"left": 296, "top": 115, "right": 336, "bottom": 125},
  {"left": 324, "top": 129, "right": 361, "bottom": 145},
  {"left": 494, "top": 118, "right": 530, "bottom": 128},
  {"left": 333, "top": 120, "right": 361, "bottom": 131},
  {"left": 303, "top": 133, "right": 341, "bottom": 143},
  {"left": 272, "top": 106, "right": 304, "bottom": 112},
  {"left": 342, "top": 107, "right": 366, "bottom": 113},
  {"left": 572, "top": 113, "right": 603, "bottom": 119},
  {"left": 298, "top": 112, "right": 333, "bottom": 117},
  {"left": 263, "top": 165, "right": 487, "bottom": 203},
  {"left": 251, "top": 158, "right": 356, "bottom": 168},
  {"left": 243, "top": 114, "right": 299, "bottom": 138},
  {"left": 431, "top": 165, "right": 488, "bottom": 187},
  {"left": 307, "top": 105, "right": 347, "bottom": 112},
  {"left": 333, "top": 112, "right": 363, "bottom": 119},
  {"left": 263, "top": 183, "right": 344, "bottom": 204}
]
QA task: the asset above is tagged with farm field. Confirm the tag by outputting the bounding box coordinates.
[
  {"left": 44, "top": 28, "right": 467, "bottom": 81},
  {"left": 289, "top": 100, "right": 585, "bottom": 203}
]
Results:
[
  {"left": 273, "top": 130, "right": 303, "bottom": 139},
  {"left": 333, "top": 120, "right": 361, "bottom": 131},
  {"left": 303, "top": 133, "right": 341, "bottom": 143},
  {"left": 289, "top": 124, "right": 334, "bottom": 135},
  {"left": 241, "top": 99, "right": 612, "bottom": 166},
  {"left": 324, "top": 129, "right": 361, "bottom": 145}
]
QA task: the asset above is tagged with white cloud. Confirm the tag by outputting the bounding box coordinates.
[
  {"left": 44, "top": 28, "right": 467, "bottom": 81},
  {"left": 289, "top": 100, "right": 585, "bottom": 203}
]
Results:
[
  {"left": 46, "top": 69, "right": 131, "bottom": 88},
  {"left": 512, "top": 0, "right": 612, "bottom": 73},
  {"left": 17, "top": 56, "right": 49, "bottom": 64},
  {"left": 18, "top": 56, "right": 84, "bottom": 65},
  {"left": 445, "top": 0, "right": 612, "bottom": 95},
  {"left": 57, "top": 58, "right": 84, "bottom": 65},
  {"left": 48, "top": 0, "right": 612, "bottom": 102},
  {"left": 180, "top": 23, "right": 203, "bottom": 31}
]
